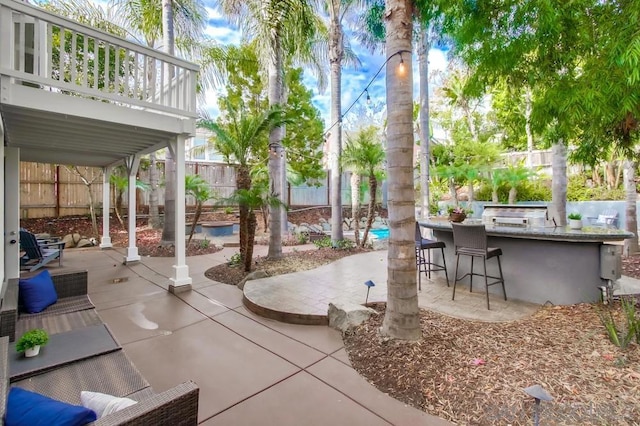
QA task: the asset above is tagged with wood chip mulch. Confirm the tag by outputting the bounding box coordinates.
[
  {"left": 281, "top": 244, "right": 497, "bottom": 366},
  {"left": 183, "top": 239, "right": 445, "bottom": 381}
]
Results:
[{"left": 343, "top": 302, "right": 640, "bottom": 425}]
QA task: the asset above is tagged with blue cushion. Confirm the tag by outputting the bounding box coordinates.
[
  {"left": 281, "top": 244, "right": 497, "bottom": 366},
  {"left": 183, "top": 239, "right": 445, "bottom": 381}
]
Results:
[
  {"left": 6, "top": 387, "right": 97, "bottom": 426},
  {"left": 18, "top": 270, "right": 58, "bottom": 314}
]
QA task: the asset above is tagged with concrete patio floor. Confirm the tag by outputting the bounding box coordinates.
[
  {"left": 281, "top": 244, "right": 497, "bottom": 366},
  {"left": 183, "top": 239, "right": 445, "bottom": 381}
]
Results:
[{"left": 55, "top": 246, "right": 451, "bottom": 425}]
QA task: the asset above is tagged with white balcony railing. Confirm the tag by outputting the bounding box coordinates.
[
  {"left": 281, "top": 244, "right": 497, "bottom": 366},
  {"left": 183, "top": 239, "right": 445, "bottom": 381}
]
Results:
[{"left": 0, "top": 0, "right": 198, "bottom": 117}]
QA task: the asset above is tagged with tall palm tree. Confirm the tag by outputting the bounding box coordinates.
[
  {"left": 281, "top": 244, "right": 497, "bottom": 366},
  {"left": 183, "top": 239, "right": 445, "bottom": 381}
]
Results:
[
  {"left": 198, "top": 104, "right": 286, "bottom": 264},
  {"left": 379, "top": 0, "right": 420, "bottom": 340},
  {"left": 218, "top": 0, "right": 323, "bottom": 259},
  {"left": 342, "top": 126, "right": 385, "bottom": 248}
]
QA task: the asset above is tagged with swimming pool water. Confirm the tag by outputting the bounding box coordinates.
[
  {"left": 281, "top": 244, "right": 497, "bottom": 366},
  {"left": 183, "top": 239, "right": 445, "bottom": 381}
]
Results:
[{"left": 368, "top": 228, "right": 389, "bottom": 239}]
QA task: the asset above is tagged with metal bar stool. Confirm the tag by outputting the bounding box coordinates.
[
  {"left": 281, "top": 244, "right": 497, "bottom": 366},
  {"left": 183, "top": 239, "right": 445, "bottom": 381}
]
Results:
[
  {"left": 415, "top": 222, "right": 449, "bottom": 290},
  {"left": 451, "top": 223, "right": 506, "bottom": 310}
]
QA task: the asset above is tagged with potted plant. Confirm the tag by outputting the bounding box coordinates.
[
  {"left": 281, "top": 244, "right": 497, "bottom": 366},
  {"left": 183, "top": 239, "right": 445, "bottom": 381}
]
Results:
[
  {"left": 447, "top": 206, "right": 473, "bottom": 223},
  {"left": 16, "top": 329, "right": 49, "bottom": 357},
  {"left": 568, "top": 212, "right": 583, "bottom": 230}
]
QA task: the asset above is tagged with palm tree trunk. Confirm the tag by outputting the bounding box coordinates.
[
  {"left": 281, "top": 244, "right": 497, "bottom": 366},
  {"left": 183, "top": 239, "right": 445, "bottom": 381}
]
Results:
[
  {"left": 360, "top": 174, "right": 377, "bottom": 248},
  {"left": 508, "top": 187, "right": 517, "bottom": 204},
  {"left": 244, "top": 211, "right": 257, "bottom": 272},
  {"left": 551, "top": 141, "right": 567, "bottom": 226},
  {"left": 418, "top": 25, "right": 430, "bottom": 219},
  {"left": 624, "top": 160, "right": 638, "bottom": 256},
  {"left": 351, "top": 172, "right": 361, "bottom": 246},
  {"left": 188, "top": 202, "right": 202, "bottom": 244},
  {"left": 160, "top": 0, "right": 176, "bottom": 245},
  {"left": 267, "top": 40, "right": 284, "bottom": 259},
  {"left": 379, "top": 0, "right": 420, "bottom": 341},
  {"left": 237, "top": 166, "right": 251, "bottom": 262},
  {"left": 524, "top": 87, "right": 534, "bottom": 168},
  {"left": 329, "top": 0, "right": 344, "bottom": 243},
  {"left": 115, "top": 192, "right": 124, "bottom": 228},
  {"left": 449, "top": 178, "right": 457, "bottom": 204},
  {"left": 148, "top": 152, "right": 161, "bottom": 229}
]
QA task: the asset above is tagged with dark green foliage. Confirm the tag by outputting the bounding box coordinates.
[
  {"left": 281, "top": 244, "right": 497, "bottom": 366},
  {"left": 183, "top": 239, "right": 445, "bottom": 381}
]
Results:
[
  {"left": 476, "top": 179, "right": 551, "bottom": 202},
  {"left": 16, "top": 329, "right": 49, "bottom": 352},
  {"left": 567, "top": 175, "right": 624, "bottom": 201}
]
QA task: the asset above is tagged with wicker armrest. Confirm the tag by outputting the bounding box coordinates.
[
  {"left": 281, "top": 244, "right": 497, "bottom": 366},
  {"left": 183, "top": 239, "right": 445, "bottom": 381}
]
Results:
[
  {"left": 91, "top": 381, "right": 199, "bottom": 426},
  {"left": 0, "top": 336, "right": 9, "bottom": 422},
  {"left": 0, "top": 280, "right": 19, "bottom": 341},
  {"left": 51, "top": 271, "right": 88, "bottom": 299}
]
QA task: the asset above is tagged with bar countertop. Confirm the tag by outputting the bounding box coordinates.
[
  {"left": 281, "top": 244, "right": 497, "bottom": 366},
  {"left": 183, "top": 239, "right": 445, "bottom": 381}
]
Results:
[{"left": 419, "top": 218, "right": 634, "bottom": 243}]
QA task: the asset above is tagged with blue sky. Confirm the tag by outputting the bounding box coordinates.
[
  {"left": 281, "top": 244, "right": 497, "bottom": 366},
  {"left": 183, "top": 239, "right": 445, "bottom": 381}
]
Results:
[{"left": 202, "top": 3, "right": 448, "bottom": 128}]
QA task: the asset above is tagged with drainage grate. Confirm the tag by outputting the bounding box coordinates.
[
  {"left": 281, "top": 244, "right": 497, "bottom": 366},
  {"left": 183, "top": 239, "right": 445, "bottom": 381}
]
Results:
[{"left": 110, "top": 277, "right": 129, "bottom": 284}]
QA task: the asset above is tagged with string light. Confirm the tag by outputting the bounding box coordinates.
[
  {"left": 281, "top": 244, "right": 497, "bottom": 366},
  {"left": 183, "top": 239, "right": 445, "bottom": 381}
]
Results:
[
  {"left": 322, "top": 49, "right": 412, "bottom": 138},
  {"left": 397, "top": 52, "right": 406, "bottom": 76}
]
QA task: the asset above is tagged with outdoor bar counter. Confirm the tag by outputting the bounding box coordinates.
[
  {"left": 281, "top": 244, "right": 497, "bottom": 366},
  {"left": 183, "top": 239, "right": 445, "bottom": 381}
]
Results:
[{"left": 419, "top": 219, "right": 634, "bottom": 305}]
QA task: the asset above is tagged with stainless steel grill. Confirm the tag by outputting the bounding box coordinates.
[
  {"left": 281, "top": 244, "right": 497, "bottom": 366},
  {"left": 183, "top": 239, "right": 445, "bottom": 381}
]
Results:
[{"left": 481, "top": 205, "right": 548, "bottom": 228}]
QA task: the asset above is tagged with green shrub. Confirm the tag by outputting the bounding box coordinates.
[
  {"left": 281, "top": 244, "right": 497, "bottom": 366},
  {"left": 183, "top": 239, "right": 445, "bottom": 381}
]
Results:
[
  {"left": 567, "top": 175, "right": 625, "bottom": 201},
  {"left": 228, "top": 252, "right": 242, "bottom": 267},
  {"left": 475, "top": 179, "right": 551, "bottom": 202},
  {"left": 312, "top": 236, "right": 354, "bottom": 250},
  {"left": 597, "top": 297, "right": 639, "bottom": 349}
]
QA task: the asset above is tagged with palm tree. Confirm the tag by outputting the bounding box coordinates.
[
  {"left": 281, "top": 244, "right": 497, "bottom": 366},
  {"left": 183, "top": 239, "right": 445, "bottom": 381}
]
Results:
[
  {"left": 218, "top": 0, "right": 323, "bottom": 259},
  {"left": 198, "top": 103, "right": 287, "bottom": 264},
  {"left": 185, "top": 174, "right": 215, "bottom": 244},
  {"left": 379, "top": 0, "right": 421, "bottom": 340},
  {"left": 109, "top": 171, "right": 150, "bottom": 228},
  {"left": 342, "top": 126, "right": 385, "bottom": 248},
  {"left": 224, "top": 185, "right": 283, "bottom": 272}
]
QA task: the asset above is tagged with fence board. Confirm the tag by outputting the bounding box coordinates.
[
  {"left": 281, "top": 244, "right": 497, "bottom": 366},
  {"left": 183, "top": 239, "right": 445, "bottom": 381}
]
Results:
[{"left": 20, "top": 161, "right": 351, "bottom": 218}]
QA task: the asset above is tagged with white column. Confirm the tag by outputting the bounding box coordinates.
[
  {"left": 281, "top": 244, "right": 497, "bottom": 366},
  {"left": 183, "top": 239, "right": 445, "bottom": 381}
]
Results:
[
  {"left": 100, "top": 166, "right": 112, "bottom": 248},
  {"left": 4, "top": 147, "right": 19, "bottom": 280},
  {"left": 0, "top": 130, "right": 4, "bottom": 288},
  {"left": 170, "top": 135, "right": 192, "bottom": 292},
  {"left": 124, "top": 155, "right": 141, "bottom": 263}
]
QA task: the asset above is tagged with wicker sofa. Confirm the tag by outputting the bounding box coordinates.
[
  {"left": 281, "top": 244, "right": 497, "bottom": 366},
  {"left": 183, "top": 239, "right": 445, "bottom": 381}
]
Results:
[{"left": 0, "top": 272, "right": 199, "bottom": 425}]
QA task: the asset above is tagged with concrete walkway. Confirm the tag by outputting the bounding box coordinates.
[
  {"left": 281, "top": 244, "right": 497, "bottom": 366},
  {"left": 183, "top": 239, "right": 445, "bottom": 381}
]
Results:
[
  {"left": 57, "top": 246, "right": 450, "bottom": 425},
  {"left": 244, "top": 250, "right": 541, "bottom": 324}
]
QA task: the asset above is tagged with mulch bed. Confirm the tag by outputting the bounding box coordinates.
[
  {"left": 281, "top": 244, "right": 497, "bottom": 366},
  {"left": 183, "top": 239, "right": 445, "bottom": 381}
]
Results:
[{"left": 343, "top": 302, "right": 640, "bottom": 425}]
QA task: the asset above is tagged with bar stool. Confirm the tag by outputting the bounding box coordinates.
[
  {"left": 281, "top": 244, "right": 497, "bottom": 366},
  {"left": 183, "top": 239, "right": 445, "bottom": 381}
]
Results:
[
  {"left": 415, "top": 222, "right": 449, "bottom": 290},
  {"left": 451, "top": 223, "right": 506, "bottom": 310}
]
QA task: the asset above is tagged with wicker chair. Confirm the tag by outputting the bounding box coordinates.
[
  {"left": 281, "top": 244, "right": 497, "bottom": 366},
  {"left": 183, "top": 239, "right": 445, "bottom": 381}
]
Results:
[
  {"left": 415, "top": 222, "right": 449, "bottom": 290},
  {"left": 451, "top": 223, "right": 506, "bottom": 310},
  {"left": 1, "top": 271, "right": 94, "bottom": 342}
]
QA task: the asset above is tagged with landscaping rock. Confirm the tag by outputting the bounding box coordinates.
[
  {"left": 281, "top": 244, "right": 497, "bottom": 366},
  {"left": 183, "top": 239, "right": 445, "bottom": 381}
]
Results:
[
  {"left": 61, "top": 233, "right": 81, "bottom": 248},
  {"left": 237, "top": 270, "right": 269, "bottom": 290},
  {"left": 75, "top": 238, "right": 93, "bottom": 248},
  {"left": 328, "top": 301, "right": 377, "bottom": 333}
]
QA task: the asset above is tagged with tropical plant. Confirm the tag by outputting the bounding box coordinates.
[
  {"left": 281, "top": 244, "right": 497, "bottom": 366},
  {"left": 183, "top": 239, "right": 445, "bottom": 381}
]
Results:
[
  {"left": 568, "top": 213, "right": 582, "bottom": 220},
  {"left": 223, "top": 184, "right": 284, "bottom": 272},
  {"left": 597, "top": 297, "right": 638, "bottom": 349},
  {"left": 342, "top": 126, "right": 385, "bottom": 248},
  {"left": 198, "top": 102, "right": 287, "bottom": 264},
  {"left": 16, "top": 329, "right": 49, "bottom": 353},
  {"left": 109, "top": 170, "right": 150, "bottom": 228},
  {"left": 185, "top": 174, "right": 216, "bottom": 244}
]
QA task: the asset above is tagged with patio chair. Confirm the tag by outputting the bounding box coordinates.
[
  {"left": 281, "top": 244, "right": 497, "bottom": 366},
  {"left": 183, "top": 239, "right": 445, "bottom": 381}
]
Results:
[
  {"left": 415, "top": 222, "right": 449, "bottom": 290},
  {"left": 451, "top": 223, "right": 507, "bottom": 310},
  {"left": 596, "top": 209, "right": 619, "bottom": 228},
  {"left": 19, "top": 230, "right": 64, "bottom": 272}
]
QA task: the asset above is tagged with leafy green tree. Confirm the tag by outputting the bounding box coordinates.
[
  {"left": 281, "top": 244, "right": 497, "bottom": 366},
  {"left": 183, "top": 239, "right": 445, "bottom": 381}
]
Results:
[
  {"left": 342, "top": 126, "right": 385, "bottom": 248},
  {"left": 185, "top": 175, "right": 215, "bottom": 244}
]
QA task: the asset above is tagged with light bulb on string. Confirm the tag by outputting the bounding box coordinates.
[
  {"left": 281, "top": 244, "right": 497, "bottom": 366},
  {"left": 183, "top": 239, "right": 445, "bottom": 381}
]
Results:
[
  {"left": 397, "top": 53, "right": 406, "bottom": 77},
  {"left": 365, "top": 89, "right": 371, "bottom": 105}
]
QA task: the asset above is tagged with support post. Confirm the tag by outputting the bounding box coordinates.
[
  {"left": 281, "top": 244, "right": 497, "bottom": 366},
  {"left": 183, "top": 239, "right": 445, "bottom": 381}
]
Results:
[
  {"left": 100, "top": 166, "right": 112, "bottom": 248},
  {"left": 124, "top": 155, "right": 141, "bottom": 263},
  {"left": 170, "top": 135, "right": 192, "bottom": 292},
  {"left": 4, "top": 147, "right": 19, "bottom": 280}
]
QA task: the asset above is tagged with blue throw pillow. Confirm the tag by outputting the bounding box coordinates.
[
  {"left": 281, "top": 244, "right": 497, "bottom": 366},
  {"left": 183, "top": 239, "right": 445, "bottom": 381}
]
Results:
[
  {"left": 6, "top": 387, "right": 97, "bottom": 426},
  {"left": 18, "top": 270, "right": 58, "bottom": 314}
]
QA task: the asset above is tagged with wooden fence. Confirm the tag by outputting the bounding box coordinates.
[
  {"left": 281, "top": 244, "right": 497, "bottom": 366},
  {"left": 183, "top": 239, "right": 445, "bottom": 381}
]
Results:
[{"left": 19, "top": 161, "right": 353, "bottom": 218}]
